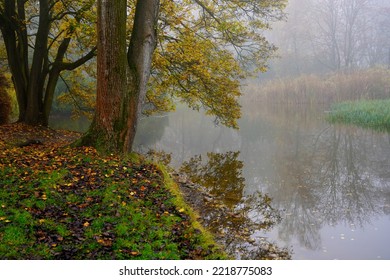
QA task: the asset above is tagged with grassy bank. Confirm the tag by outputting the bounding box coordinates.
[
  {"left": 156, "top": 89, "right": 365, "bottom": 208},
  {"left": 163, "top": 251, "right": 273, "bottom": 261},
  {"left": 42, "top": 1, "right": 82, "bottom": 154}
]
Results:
[
  {"left": 0, "top": 123, "right": 226, "bottom": 260},
  {"left": 327, "top": 99, "right": 390, "bottom": 131}
]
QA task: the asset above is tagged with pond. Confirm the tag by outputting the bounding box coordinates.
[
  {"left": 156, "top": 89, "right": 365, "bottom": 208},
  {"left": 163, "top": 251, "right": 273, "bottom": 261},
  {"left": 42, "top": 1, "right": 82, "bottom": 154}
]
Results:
[{"left": 50, "top": 98, "right": 390, "bottom": 260}]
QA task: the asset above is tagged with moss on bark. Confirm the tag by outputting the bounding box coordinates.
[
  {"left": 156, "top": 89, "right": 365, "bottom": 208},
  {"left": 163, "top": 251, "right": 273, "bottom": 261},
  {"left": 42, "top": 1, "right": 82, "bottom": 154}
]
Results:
[{"left": 0, "top": 74, "right": 11, "bottom": 125}]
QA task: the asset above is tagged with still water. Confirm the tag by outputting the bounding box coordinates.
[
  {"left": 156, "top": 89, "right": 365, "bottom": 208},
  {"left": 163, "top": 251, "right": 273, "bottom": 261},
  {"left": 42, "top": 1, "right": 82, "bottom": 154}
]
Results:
[{"left": 51, "top": 100, "right": 390, "bottom": 260}]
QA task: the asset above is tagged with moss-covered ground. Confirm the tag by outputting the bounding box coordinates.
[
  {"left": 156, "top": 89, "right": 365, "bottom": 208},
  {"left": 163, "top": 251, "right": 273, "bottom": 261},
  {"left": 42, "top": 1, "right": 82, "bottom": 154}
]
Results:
[{"left": 0, "top": 123, "right": 226, "bottom": 260}]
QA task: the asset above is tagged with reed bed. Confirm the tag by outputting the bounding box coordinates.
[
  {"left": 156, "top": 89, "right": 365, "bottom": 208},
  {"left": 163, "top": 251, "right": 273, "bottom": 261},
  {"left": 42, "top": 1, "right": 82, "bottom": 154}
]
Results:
[{"left": 244, "top": 67, "right": 390, "bottom": 106}]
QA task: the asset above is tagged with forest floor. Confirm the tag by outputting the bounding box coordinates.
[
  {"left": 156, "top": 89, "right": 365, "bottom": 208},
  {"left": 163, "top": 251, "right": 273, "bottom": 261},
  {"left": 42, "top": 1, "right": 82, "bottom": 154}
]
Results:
[{"left": 0, "top": 123, "right": 226, "bottom": 259}]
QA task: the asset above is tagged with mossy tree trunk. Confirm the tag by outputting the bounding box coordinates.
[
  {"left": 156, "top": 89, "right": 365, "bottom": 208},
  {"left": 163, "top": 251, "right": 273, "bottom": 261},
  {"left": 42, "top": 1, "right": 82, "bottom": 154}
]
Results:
[
  {"left": 0, "top": 73, "right": 11, "bottom": 125},
  {"left": 78, "top": 0, "right": 160, "bottom": 154}
]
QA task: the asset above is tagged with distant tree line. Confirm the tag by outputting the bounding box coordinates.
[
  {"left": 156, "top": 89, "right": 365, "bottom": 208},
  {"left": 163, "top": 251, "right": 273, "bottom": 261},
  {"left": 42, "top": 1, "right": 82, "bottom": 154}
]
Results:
[{"left": 264, "top": 0, "right": 390, "bottom": 79}]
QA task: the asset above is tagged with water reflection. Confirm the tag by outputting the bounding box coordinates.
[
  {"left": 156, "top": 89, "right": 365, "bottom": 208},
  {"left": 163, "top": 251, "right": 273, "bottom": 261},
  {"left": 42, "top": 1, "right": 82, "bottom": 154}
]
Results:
[
  {"left": 239, "top": 103, "right": 390, "bottom": 258},
  {"left": 179, "top": 151, "right": 290, "bottom": 259},
  {"left": 49, "top": 101, "right": 390, "bottom": 259},
  {"left": 136, "top": 102, "right": 390, "bottom": 259},
  {"left": 180, "top": 151, "right": 245, "bottom": 208},
  {"left": 268, "top": 125, "right": 389, "bottom": 252}
]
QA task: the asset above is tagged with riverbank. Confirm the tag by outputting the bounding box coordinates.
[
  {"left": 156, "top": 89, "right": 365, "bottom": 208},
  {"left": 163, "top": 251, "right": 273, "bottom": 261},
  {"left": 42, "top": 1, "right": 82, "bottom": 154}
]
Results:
[{"left": 0, "top": 123, "right": 226, "bottom": 259}]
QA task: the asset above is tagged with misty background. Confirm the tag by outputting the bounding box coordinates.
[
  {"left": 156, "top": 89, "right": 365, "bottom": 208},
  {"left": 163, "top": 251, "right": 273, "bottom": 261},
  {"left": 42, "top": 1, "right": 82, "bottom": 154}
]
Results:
[{"left": 261, "top": 0, "right": 390, "bottom": 80}]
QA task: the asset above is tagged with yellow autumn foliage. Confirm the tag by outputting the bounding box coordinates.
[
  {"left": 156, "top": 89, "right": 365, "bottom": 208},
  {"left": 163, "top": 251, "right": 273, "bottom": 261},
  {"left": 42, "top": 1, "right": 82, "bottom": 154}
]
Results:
[{"left": 1, "top": 0, "right": 286, "bottom": 129}]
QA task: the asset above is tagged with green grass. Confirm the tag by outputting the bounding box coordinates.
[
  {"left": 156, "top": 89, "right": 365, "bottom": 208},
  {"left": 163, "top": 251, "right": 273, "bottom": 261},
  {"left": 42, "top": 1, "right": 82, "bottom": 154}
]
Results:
[
  {"left": 327, "top": 99, "right": 390, "bottom": 131},
  {"left": 0, "top": 138, "right": 226, "bottom": 260}
]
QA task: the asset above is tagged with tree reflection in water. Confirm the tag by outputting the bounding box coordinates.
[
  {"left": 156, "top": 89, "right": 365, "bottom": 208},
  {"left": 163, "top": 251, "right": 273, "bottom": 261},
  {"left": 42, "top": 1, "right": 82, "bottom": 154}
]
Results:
[
  {"left": 261, "top": 123, "right": 390, "bottom": 252},
  {"left": 180, "top": 151, "right": 291, "bottom": 259},
  {"left": 48, "top": 102, "right": 390, "bottom": 258}
]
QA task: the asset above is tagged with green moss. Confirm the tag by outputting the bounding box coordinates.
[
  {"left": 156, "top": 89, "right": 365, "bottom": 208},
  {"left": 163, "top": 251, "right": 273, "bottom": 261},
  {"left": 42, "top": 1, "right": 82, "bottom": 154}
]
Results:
[
  {"left": 0, "top": 138, "right": 227, "bottom": 259},
  {"left": 157, "top": 163, "right": 229, "bottom": 259}
]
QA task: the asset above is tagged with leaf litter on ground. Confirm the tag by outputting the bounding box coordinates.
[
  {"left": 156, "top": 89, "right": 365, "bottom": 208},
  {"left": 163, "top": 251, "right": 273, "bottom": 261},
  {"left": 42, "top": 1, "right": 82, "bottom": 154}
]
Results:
[{"left": 0, "top": 123, "right": 224, "bottom": 259}]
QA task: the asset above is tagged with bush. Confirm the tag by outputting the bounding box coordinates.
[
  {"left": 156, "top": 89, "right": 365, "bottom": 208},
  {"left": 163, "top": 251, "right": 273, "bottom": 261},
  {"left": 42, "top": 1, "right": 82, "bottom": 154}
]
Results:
[{"left": 0, "top": 73, "right": 12, "bottom": 124}]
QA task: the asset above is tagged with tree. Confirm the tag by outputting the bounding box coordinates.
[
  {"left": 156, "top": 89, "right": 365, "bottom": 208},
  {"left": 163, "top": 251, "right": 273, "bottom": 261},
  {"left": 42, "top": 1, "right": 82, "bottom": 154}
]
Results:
[
  {"left": 268, "top": 0, "right": 390, "bottom": 76},
  {"left": 148, "top": 0, "right": 287, "bottom": 128},
  {"left": 311, "top": 0, "right": 372, "bottom": 71},
  {"left": 78, "top": 0, "right": 160, "bottom": 154},
  {"left": 79, "top": 0, "right": 286, "bottom": 154},
  {"left": 52, "top": 0, "right": 286, "bottom": 130},
  {"left": 268, "top": 0, "right": 318, "bottom": 77},
  {"left": 0, "top": 0, "right": 97, "bottom": 125},
  {"left": 0, "top": 72, "right": 11, "bottom": 124},
  {"left": 0, "top": 0, "right": 286, "bottom": 153},
  {"left": 362, "top": 2, "right": 390, "bottom": 67}
]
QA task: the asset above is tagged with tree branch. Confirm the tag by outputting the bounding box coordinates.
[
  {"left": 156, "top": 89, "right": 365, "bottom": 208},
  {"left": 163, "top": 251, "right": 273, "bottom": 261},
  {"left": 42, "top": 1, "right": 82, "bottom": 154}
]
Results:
[
  {"left": 193, "top": 0, "right": 221, "bottom": 24},
  {"left": 57, "top": 46, "right": 97, "bottom": 71}
]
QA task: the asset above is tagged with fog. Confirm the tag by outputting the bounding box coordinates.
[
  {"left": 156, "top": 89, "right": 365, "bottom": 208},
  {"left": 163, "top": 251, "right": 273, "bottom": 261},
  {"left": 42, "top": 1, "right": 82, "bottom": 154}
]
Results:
[{"left": 262, "top": 0, "right": 390, "bottom": 80}]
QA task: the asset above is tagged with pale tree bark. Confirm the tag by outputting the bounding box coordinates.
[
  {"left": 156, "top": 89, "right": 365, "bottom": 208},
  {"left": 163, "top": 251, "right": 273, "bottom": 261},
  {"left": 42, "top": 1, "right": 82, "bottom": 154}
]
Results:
[
  {"left": 125, "top": 0, "right": 160, "bottom": 152},
  {"left": 79, "top": 0, "right": 160, "bottom": 154}
]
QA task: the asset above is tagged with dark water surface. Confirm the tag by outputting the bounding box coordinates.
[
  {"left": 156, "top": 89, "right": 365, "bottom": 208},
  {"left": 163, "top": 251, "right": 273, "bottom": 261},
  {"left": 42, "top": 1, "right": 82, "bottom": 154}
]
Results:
[{"left": 50, "top": 101, "right": 390, "bottom": 259}]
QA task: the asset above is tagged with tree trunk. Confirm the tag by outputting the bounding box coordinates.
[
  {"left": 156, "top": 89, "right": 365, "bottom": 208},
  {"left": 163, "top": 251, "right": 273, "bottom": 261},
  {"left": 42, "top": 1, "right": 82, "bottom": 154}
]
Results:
[
  {"left": 78, "top": 0, "right": 128, "bottom": 152},
  {"left": 0, "top": 0, "right": 96, "bottom": 126},
  {"left": 79, "top": 0, "right": 160, "bottom": 154},
  {"left": 25, "top": 0, "right": 50, "bottom": 125},
  {"left": 126, "top": 0, "right": 160, "bottom": 152},
  {"left": 1, "top": 0, "right": 29, "bottom": 122}
]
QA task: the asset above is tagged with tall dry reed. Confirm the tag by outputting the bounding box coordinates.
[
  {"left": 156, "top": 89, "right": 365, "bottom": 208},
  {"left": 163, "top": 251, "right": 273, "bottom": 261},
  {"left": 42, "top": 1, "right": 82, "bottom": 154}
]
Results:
[{"left": 244, "top": 67, "right": 390, "bottom": 106}]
